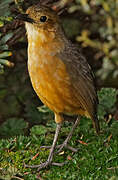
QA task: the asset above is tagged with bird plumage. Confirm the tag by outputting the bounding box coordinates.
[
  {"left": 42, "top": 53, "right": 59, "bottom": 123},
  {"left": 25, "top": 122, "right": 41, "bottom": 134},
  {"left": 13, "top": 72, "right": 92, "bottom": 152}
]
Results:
[{"left": 16, "top": 4, "right": 100, "bottom": 170}]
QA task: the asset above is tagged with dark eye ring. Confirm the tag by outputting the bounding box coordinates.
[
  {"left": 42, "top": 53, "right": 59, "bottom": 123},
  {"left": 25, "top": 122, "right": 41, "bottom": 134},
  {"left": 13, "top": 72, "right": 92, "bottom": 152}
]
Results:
[{"left": 40, "top": 16, "right": 47, "bottom": 22}]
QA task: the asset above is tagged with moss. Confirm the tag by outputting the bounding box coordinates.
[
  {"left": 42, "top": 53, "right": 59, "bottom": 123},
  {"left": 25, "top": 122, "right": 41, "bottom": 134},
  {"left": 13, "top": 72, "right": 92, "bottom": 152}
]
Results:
[{"left": 0, "top": 116, "right": 118, "bottom": 180}]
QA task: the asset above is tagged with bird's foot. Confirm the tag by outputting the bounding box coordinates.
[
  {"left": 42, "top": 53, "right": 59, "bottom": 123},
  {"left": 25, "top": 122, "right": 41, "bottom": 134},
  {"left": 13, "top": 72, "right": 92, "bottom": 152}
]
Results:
[
  {"left": 24, "top": 160, "right": 51, "bottom": 171},
  {"left": 24, "top": 160, "right": 67, "bottom": 171},
  {"left": 40, "top": 144, "right": 61, "bottom": 149},
  {"left": 56, "top": 142, "right": 78, "bottom": 154},
  {"left": 40, "top": 144, "right": 78, "bottom": 153}
]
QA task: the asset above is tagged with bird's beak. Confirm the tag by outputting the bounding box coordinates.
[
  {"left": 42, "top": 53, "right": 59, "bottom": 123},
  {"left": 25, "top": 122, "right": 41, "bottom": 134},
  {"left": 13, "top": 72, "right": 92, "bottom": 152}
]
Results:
[{"left": 15, "top": 14, "right": 34, "bottom": 23}]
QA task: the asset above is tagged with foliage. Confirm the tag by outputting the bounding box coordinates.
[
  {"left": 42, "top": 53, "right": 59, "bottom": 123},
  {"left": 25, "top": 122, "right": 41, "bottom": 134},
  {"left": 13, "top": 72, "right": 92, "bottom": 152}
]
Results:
[
  {"left": 0, "top": 104, "right": 53, "bottom": 138},
  {"left": 0, "top": 113, "right": 118, "bottom": 179},
  {"left": 62, "top": 0, "right": 118, "bottom": 88},
  {"left": 0, "top": 88, "right": 118, "bottom": 179},
  {"left": 0, "top": 0, "right": 14, "bottom": 74},
  {"left": 71, "top": 0, "right": 118, "bottom": 85},
  {"left": 0, "top": 118, "right": 27, "bottom": 137},
  {"left": 0, "top": 87, "right": 117, "bottom": 138},
  {"left": 98, "top": 88, "right": 118, "bottom": 119}
]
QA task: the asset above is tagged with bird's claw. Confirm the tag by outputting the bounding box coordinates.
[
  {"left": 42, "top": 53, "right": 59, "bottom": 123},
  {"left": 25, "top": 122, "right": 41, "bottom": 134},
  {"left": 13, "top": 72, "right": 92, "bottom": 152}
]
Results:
[
  {"left": 37, "top": 161, "right": 67, "bottom": 171},
  {"left": 37, "top": 161, "right": 50, "bottom": 171},
  {"left": 40, "top": 144, "right": 61, "bottom": 149},
  {"left": 24, "top": 160, "right": 67, "bottom": 171},
  {"left": 24, "top": 160, "right": 51, "bottom": 170},
  {"left": 56, "top": 144, "right": 78, "bottom": 154},
  {"left": 40, "top": 144, "right": 78, "bottom": 153}
]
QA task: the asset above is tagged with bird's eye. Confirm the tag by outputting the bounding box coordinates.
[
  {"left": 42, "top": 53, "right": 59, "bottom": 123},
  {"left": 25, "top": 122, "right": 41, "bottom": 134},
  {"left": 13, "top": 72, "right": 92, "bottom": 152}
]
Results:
[{"left": 40, "top": 16, "right": 47, "bottom": 22}]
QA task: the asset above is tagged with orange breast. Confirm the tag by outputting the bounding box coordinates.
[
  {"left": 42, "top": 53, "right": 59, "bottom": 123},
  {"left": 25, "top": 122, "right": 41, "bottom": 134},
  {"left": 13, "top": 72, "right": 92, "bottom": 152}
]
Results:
[{"left": 27, "top": 29, "right": 87, "bottom": 117}]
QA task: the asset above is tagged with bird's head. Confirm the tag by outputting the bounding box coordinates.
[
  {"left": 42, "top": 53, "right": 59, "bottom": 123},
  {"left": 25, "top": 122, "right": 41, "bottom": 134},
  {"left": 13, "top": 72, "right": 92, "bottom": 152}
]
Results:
[{"left": 16, "top": 5, "right": 61, "bottom": 32}]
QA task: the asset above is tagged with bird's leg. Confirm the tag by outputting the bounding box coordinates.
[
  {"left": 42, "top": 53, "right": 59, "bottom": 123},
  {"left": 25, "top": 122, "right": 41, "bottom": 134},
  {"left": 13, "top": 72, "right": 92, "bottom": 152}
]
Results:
[
  {"left": 56, "top": 116, "right": 80, "bottom": 154},
  {"left": 25, "top": 114, "right": 65, "bottom": 170},
  {"left": 40, "top": 116, "right": 81, "bottom": 153},
  {"left": 37, "top": 122, "right": 63, "bottom": 171},
  {"left": 25, "top": 123, "right": 62, "bottom": 170}
]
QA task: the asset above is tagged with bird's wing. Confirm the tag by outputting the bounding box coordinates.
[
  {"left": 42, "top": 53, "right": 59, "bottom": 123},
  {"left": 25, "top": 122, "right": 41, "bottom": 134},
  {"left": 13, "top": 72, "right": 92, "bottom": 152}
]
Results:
[{"left": 58, "top": 42, "right": 100, "bottom": 133}]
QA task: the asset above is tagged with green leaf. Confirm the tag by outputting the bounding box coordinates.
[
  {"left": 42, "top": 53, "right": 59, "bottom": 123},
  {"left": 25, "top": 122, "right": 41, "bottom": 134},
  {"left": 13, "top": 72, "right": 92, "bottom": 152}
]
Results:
[
  {"left": 0, "top": 64, "right": 4, "bottom": 74},
  {"left": 0, "top": 51, "right": 12, "bottom": 58},
  {"left": 31, "top": 125, "right": 47, "bottom": 135},
  {"left": 0, "top": 118, "right": 28, "bottom": 137},
  {"left": 0, "top": 0, "right": 14, "bottom": 16},
  {"left": 98, "top": 88, "right": 118, "bottom": 119},
  {"left": 37, "top": 105, "right": 52, "bottom": 113},
  {"left": 0, "top": 59, "right": 14, "bottom": 67}
]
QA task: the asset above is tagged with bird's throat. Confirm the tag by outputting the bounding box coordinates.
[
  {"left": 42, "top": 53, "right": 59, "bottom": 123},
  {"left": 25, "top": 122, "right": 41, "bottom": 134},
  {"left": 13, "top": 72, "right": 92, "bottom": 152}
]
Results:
[{"left": 25, "top": 22, "right": 64, "bottom": 47}]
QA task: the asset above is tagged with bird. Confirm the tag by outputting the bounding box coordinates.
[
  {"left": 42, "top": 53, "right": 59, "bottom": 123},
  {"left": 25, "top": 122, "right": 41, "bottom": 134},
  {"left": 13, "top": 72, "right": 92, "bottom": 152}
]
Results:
[{"left": 16, "top": 4, "right": 100, "bottom": 170}]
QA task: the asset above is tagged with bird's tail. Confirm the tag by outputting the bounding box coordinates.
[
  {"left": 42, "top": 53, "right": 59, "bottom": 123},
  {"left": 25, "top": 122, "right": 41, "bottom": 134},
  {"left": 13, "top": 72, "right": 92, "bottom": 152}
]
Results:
[{"left": 92, "top": 113, "right": 100, "bottom": 134}]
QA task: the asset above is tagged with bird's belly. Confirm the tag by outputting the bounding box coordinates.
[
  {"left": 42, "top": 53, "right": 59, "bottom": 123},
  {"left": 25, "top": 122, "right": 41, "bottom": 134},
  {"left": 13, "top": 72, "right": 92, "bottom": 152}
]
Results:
[{"left": 28, "top": 52, "right": 84, "bottom": 115}]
